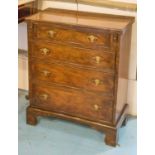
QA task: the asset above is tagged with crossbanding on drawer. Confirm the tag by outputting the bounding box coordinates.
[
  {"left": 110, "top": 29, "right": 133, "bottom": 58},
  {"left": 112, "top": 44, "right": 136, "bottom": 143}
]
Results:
[
  {"left": 31, "top": 83, "right": 113, "bottom": 123},
  {"left": 31, "top": 41, "right": 115, "bottom": 72},
  {"left": 31, "top": 61, "right": 115, "bottom": 94},
  {"left": 34, "top": 24, "right": 111, "bottom": 48}
]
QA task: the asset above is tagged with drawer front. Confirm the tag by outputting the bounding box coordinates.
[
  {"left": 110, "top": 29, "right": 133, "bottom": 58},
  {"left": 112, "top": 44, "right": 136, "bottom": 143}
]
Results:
[
  {"left": 31, "top": 41, "right": 115, "bottom": 72},
  {"left": 34, "top": 24, "right": 111, "bottom": 48},
  {"left": 31, "top": 61, "right": 114, "bottom": 94},
  {"left": 31, "top": 83, "right": 113, "bottom": 123}
]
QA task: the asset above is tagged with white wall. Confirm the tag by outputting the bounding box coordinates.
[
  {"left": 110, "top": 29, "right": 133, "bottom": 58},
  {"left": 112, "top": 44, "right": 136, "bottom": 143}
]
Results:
[
  {"left": 18, "top": 53, "right": 28, "bottom": 90},
  {"left": 18, "top": 0, "right": 137, "bottom": 115},
  {"left": 18, "top": 22, "right": 28, "bottom": 50}
]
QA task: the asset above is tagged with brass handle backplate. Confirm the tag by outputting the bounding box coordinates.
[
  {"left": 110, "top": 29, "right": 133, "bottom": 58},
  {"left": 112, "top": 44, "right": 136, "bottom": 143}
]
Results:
[
  {"left": 94, "top": 104, "right": 99, "bottom": 111},
  {"left": 92, "top": 79, "right": 103, "bottom": 86},
  {"left": 40, "top": 94, "right": 48, "bottom": 100},
  {"left": 40, "top": 48, "right": 50, "bottom": 55},
  {"left": 48, "top": 30, "right": 56, "bottom": 38},
  {"left": 88, "top": 35, "right": 98, "bottom": 43},
  {"left": 41, "top": 70, "right": 51, "bottom": 77},
  {"left": 93, "top": 56, "right": 101, "bottom": 64}
]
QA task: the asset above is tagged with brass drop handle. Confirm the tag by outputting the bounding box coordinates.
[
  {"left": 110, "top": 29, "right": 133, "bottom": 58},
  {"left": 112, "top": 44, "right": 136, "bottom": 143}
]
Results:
[
  {"left": 93, "top": 56, "right": 101, "bottom": 64},
  {"left": 48, "top": 30, "right": 56, "bottom": 38},
  {"left": 88, "top": 35, "right": 98, "bottom": 43},
  {"left": 41, "top": 70, "right": 51, "bottom": 77},
  {"left": 40, "top": 48, "right": 50, "bottom": 55},
  {"left": 92, "top": 79, "right": 103, "bottom": 86},
  {"left": 40, "top": 94, "right": 48, "bottom": 100},
  {"left": 94, "top": 104, "right": 99, "bottom": 111}
]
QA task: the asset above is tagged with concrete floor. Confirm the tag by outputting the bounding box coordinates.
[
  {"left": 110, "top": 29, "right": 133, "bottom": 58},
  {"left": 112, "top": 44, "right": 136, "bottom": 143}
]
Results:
[{"left": 18, "top": 90, "right": 137, "bottom": 155}]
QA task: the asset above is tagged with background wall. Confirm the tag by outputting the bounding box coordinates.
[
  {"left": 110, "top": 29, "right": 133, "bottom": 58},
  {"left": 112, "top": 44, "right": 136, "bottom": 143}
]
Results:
[
  {"left": 18, "top": 0, "right": 137, "bottom": 115},
  {"left": 18, "top": 22, "right": 28, "bottom": 51}
]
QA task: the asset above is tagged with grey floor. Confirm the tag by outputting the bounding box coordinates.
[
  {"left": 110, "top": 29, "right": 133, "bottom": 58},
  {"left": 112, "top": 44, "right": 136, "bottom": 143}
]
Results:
[{"left": 19, "top": 90, "right": 137, "bottom": 155}]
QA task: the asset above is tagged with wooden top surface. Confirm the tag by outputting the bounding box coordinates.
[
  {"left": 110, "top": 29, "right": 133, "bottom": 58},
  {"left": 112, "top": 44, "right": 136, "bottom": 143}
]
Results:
[
  {"left": 26, "top": 8, "right": 134, "bottom": 31},
  {"left": 18, "top": 0, "right": 35, "bottom": 6}
]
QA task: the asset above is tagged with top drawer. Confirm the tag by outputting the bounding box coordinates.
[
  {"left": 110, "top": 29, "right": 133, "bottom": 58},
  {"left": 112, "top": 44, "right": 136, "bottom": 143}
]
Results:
[{"left": 32, "top": 23, "right": 111, "bottom": 48}]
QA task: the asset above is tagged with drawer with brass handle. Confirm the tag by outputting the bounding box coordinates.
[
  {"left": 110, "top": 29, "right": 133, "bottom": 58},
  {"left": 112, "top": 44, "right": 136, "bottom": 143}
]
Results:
[
  {"left": 31, "top": 83, "right": 113, "bottom": 123},
  {"left": 31, "top": 61, "right": 114, "bottom": 94},
  {"left": 31, "top": 41, "right": 115, "bottom": 72},
  {"left": 34, "top": 24, "right": 111, "bottom": 48}
]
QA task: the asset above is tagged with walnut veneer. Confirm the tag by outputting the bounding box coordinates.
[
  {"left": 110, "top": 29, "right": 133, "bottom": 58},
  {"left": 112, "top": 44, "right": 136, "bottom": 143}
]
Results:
[{"left": 26, "top": 8, "right": 134, "bottom": 146}]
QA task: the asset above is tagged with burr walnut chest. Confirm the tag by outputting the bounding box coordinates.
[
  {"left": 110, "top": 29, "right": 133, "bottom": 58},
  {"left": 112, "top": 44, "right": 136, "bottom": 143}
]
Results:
[{"left": 26, "top": 8, "right": 134, "bottom": 146}]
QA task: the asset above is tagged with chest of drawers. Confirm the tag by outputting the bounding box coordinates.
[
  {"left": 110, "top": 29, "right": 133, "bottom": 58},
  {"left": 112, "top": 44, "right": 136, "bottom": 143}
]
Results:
[{"left": 26, "top": 8, "right": 134, "bottom": 146}]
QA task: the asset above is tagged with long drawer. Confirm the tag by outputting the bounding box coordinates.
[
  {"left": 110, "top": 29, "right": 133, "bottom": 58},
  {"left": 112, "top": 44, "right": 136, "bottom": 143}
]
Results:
[
  {"left": 31, "top": 41, "right": 115, "bottom": 72},
  {"left": 30, "top": 83, "right": 113, "bottom": 123},
  {"left": 32, "top": 23, "right": 111, "bottom": 48},
  {"left": 30, "top": 61, "right": 114, "bottom": 94}
]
